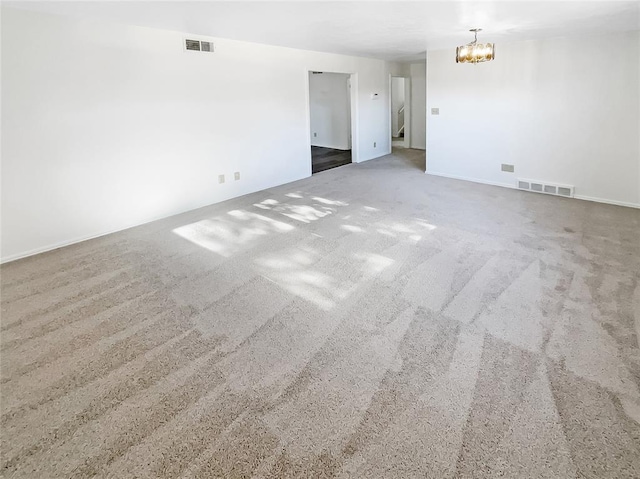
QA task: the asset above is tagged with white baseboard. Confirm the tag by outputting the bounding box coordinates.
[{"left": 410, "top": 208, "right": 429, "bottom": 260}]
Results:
[
  {"left": 426, "top": 170, "right": 640, "bottom": 209},
  {"left": 310, "top": 143, "right": 350, "bottom": 151},
  {"left": 358, "top": 150, "right": 390, "bottom": 164},
  {"left": 1, "top": 227, "right": 135, "bottom": 264},
  {"left": 426, "top": 171, "right": 516, "bottom": 190},
  {"left": 0, "top": 202, "right": 221, "bottom": 264},
  {"left": 1, "top": 173, "right": 312, "bottom": 264},
  {"left": 4, "top": 170, "right": 637, "bottom": 264},
  {"left": 573, "top": 195, "right": 640, "bottom": 209}
]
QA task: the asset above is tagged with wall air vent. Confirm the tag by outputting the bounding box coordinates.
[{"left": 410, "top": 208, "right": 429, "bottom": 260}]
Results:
[
  {"left": 557, "top": 187, "right": 572, "bottom": 197},
  {"left": 185, "top": 39, "right": 214, "bottom": 53},
  {"left": 517, "top": 178, "right": 574, "bottom": 198}
]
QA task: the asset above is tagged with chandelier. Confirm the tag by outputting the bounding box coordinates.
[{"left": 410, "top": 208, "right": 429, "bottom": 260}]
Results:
[{"left": 456, "top": 29, "right": 495, "bottom": 64}]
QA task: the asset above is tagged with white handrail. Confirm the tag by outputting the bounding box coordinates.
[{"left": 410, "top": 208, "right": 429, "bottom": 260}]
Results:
[{"left": 397, "top": 105, "right": 405, "bottom": 136}]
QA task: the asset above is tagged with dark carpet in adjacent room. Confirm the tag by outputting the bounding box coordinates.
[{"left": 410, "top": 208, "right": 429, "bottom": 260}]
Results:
[{"left": 311, "top": 146, "right": 351, "bottom": 173}]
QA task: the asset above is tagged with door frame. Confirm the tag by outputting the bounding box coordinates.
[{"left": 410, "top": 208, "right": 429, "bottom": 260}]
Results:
[
  {"left": 389, "top": 74, "right": 411, "bottom": 150},
  {"left": 304, "top": 70, "right": 359, "bottom": 176}
]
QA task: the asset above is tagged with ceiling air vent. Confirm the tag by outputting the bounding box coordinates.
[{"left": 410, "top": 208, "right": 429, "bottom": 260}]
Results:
[
  {"left": 185, "top": 39, "right": 200, "bottom": 51},
  {"left": 185, "top": 39, "right": 214, "bottom": 53}
]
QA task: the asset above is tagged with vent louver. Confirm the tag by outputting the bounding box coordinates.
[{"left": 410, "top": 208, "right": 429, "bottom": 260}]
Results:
[
  {"left": 185, "top": 39, "right": 200, "bottom": 51},
  {"left": 185, "top": 39, "right": 214, "bottom": 53},
  {"left": 517, "top": 178, "right": 574, "bottom": 198}
]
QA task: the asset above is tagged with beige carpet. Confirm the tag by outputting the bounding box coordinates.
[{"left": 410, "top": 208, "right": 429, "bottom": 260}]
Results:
[{"left": 2, "top": 148, "right": 640, "bottom": 478}]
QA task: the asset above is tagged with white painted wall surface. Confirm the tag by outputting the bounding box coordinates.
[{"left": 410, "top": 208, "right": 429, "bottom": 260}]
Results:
[
  {"left": 391, "top": 77, "right": 405, "bottom": 136},
  {"left": 426, "top": 31, "right": 640, "bottom": 207},
  {"left": 409, "top": 62, "right": 427, "bottom": 149},
  {"left": 309, "top": 72, "right": 351, "bottom": 150},
  {"left": 1, "top": 7, "right": 396, "bottom": 261},
  {"left": 390, "top": 62, "right": 411, "bottom": 78}
]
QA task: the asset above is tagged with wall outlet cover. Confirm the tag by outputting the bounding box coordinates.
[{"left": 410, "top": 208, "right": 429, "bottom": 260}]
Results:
[
  {"left": 218, "top": 174, "right": 225, "bottom": 184},
  {"left": 234, "top": 172, "right": 240, "bottom": 181},
  {"left": 431, "top": 108, "right": 440, "bottom": 115},
  {"left": 501, "top": 164, "right": 515, "bottom": 172}
]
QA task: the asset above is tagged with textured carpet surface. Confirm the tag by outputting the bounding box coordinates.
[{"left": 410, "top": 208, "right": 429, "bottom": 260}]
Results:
[{"left": 2, "top": 148, "right": 640, "bottom": 478}]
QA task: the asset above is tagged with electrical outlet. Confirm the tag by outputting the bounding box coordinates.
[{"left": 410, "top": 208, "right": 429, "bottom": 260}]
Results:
[
  {"left": 374, "top": 142, "right": 377, "bottom": 148},
  {"left": 501, "top": 164, "right": 515, "bottom": 173},
  {"left": 431, "top": 108, "right": 440, "bottom": 115},
  {"left": 218, "top": 174, "right": 225, "bottom": 184},
  {"left": 313, "top": 132, "right": 317, "bottom": 137},
  {"left": 234, "top": 172, "right": 240, "bottom": 181}
]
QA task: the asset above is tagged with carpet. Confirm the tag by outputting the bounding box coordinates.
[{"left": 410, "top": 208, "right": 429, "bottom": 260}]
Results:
[{"left": 2, "top": 148, "right": 639, "bottom": 478}]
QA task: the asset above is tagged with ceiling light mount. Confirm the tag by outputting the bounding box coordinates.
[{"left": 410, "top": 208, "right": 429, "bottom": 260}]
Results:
[{"left": 456, "top": 28, "right": 495, "bottom": 64}]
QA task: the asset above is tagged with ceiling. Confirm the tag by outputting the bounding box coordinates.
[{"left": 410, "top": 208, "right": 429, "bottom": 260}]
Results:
[{"left": 7, "top": 1, "right": 640, "bottom": 61}]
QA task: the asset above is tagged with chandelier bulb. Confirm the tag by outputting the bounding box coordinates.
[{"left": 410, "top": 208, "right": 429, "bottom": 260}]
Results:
[{"left": 456, "top": 28, "right": 494, "bottom": 64}]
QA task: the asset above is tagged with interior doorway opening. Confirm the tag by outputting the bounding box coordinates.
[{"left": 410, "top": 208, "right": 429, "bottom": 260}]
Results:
[
  {"left": 308, "top": 71, "right": 353, "bottom": 174},
  {"left": 390, "top": 75, "right": 411, "bottom": 149}
]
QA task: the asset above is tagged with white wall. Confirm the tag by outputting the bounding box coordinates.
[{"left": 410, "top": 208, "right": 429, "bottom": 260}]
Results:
[
  {"left": 409, "top": 62, "right": 426, "bottom": 149},
  {"left": 426, "top": 31, "right": 640, "bottom": 207},
  {"left": 309, "top": 72, "right": 351, "bottom": 150},
  {"left": 1, "top": 7, "right": 396, "bottom": 262},
  {"left": 391, "top": 77, "right": 405, "bottom": 135}
]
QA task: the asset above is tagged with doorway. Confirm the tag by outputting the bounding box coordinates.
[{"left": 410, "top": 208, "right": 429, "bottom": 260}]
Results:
[
  {"left": 308, "top": 71, "right": 354, "bottom": 174},
  {"left": 390, "top": 75, "right": 411, "bottom": 149}
]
